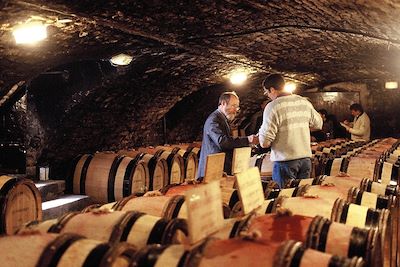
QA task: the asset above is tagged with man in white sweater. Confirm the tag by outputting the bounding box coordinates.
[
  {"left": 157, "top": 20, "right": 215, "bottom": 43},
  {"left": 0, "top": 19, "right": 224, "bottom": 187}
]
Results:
[
  {"left": 259, "top": 74, "right": 323, "bottom": 188},
  {"left": 341, "top": 103, "right": 370, "bottom": 141}
]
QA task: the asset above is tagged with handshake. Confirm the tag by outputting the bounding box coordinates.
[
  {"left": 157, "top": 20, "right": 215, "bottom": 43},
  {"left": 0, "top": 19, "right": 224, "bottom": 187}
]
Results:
[{"left": 247, "top": 134, "right": 259, "bottom": 145}]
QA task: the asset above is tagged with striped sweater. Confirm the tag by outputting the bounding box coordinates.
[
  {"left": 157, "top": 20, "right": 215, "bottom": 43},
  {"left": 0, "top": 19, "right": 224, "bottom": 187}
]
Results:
[{"left": 259, "top": 94, "right": 323, "bottom": 161}]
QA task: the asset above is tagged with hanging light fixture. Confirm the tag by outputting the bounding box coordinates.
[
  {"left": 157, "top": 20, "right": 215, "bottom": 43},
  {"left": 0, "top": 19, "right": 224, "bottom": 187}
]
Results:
[
  {"left": 284, "top": 82, "right": 296, "bottom": 93},
  {"left": 385, "top": 81, "right": 398, "bottom": 90},
  {"left": 13, "top": 21, "right": 47, "bottom": 44},
  {"left": 110, "top": 53, "right": 133, "bottom": 66},
  {"left": 229, "top": 70, "right": 248, "bottom": 85}
]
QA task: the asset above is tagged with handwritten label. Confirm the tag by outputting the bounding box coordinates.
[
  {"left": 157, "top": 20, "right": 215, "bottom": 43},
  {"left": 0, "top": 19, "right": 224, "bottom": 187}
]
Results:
[
  {"left": 185, "top": 181, "right": 224, "bottom": 244},
  {"left": 235, "top": 167, "right": 264, "bottom": 215},
  {"left": 380, "top": 162, "right": 393, "bottom": 185},
  {"left": 203, "top": 153, "right": 225, "bottom": 183},
  {"left": 389, "top": 153, "right": 398, "bottom": 161},
  {"left": 232, "top": 147, "right": 252, "bottom": 174},
  {"left": 322, "top": 147, "right": 331, "bottom": 153},
  {"left": 371, "top": 182, "right": 386, "bottom": 196},
  {"left": 330, "top": 158, "right": 342, "bottom": 175},
  {"left": 360, "top": 192, "right": 378, "bottom": 209},
  {"left": 279, "top": 188, "right": 296, "bottom": 197},
  {"left": 255, "top": 199, "right": 274, "bottom": 215},
  {"left": 299, "top": 178, "right": 314, "bottom": 186},
  {"left": 346, "top": 204, "right": 368, "bottom": 228}
]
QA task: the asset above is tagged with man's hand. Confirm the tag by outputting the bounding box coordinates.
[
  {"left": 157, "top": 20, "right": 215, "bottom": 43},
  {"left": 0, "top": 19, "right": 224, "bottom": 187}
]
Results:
[{"left": 247, "top": 134, "right": 259, "bottom": 145}]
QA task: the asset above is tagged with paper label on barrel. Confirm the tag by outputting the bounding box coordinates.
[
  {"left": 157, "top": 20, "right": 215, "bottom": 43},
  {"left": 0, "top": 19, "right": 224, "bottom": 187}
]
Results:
[
  {"left": 154, "top": 245, "right": 186, "bottom": 267},
  {"left": 392, "top": 149, "right": 400, "bottom": 156},
  {"left": 232, "top": 147, "right": 251, "bottom": 174},
  {"left": 346, "top": 204, "right": 368, "bottom": 228},
  {"left": 203, "top": 153, "right": 225, "bottom": 183},
  {"left": 322, "top": 147, "right": 331, "bottom": 154},
  {"left": 235, "top": 167, "right": 265, "bottom": 215},
  {"left": 255, "top": 199, "right": 273, "bottom": 215},
  {"left": 380, "top": 162, "right": 393, "bottom": 185},
  {"left": 389, "top": 153, "right": 398, "bottom": 161},
  {"left": 185, "top": 181, "right": 224, "bottom": 244},
  {"left": 126, "top": 215, "right": 160, "bottom": 248},
  {"left": 370, "top": 182, "right": 386, "bottom": 196},
  {"left": 360, "top": 191, "right": 378, "bottom": 209},
  {"left": 279, "top": 188, "right": 296, "bottom": 197},
  {"left": 299, "top": 178, "right": 314, "bottom": 186},
  {"left": 330, "top": 158, "right": 342, "bottom": 175}
]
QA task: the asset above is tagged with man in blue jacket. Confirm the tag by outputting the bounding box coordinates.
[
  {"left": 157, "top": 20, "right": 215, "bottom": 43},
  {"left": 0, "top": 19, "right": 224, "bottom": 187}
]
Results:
[{"left": 197, "top": 91, "right": 258, "bottom": 179}]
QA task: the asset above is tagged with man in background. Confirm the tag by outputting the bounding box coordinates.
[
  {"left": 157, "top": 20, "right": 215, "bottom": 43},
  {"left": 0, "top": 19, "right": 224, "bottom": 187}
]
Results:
[{"left": 341, "top": 103, "right": 370, "bottom": 141}]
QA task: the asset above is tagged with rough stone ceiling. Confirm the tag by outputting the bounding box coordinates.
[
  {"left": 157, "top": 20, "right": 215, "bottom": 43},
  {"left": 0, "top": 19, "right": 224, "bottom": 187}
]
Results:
[{"left": 2, "top": 0, "right": 400, "bottom": 100}]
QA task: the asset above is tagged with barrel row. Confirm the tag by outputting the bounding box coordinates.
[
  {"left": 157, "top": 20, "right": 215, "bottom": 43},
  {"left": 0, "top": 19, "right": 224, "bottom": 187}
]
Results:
[
  {"left": 0, "top": 230, "right": 366, "bottom": 267},
  {"left": 17, "top": 196, "right": 374, "bottom": 267},
  {"left": 89, "top": 177, "right": 395, "bottom": 266},
  {"left": 71, "top": 144, "right": 200, "bottom": 203},
  {"left": 316, "top": 138, "right": 400, "bottom": 185}
]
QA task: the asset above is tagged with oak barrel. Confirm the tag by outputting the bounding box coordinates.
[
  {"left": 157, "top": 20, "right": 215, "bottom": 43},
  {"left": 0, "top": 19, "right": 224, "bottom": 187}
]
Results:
[
  {"left": 21, "top": 210, "right": 188, "bottom": 249},
  {"left": 156, "top": 146, "right": 198, "bottom": 181},
  {"left": 0, "top": 232, "right": 136, "bottom": 267},
  {"left": 73, "top": 152, "right": 150, "bottom": 203},
  {"left": 0, "top": 175, "right": 42, "bottom": 234},
  {"left": 113, "top": 194, "right": 185, "bottom": 220}
]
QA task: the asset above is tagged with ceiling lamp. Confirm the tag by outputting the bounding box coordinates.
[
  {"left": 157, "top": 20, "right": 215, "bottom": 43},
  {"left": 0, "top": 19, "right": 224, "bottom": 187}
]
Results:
[
  {"left": 284, "top": 82, "right": 296, "bottom": 93},
  {"left": 13, "top": 21, "right": 47, "bottom": 44},
  {"left": 110, "top": 53, "right": 133, "bottom": 66},
  {"left": 385, "top": 81, "right": 398, "bottom": 90},
  {"left": 229, "top": 71, "right": 248, "bottom": 85}
]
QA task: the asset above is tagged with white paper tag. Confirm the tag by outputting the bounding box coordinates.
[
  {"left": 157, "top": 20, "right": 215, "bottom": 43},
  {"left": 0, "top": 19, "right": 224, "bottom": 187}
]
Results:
[
  {"left": 185, "top": 181, "right": 224, "bottom": 244},
  {"left": 235, "top": 167, "right": 264, "bottom": 215},
  {"left": 299, "top": 178, "right": 314, "bottom": 186},
  {"left": 370, "top": 182, "right": 386, "bottom": 196},
  {"left": 232, "top": 147, "right": 252, "bottom": 174},
  {"left": 360, "top": 191, "right": 378, "bottom": 209},
  {"left": 381, "top": 162, "right": 393, "bottom": 185},
  {"left": 330, "top": 158, "right": 342, "bottom": 175},
  {"left": 279, "top": 188, "right": 296, "bottom": 197},
  {"left": 203, "top": 153, "right": 225, "bottom": 183},
  {"left": 346, "top": 204, "right": 368, "bottom": 228},
  {"left": 322, "top": 147, "right": 331, "bottom": 153}
]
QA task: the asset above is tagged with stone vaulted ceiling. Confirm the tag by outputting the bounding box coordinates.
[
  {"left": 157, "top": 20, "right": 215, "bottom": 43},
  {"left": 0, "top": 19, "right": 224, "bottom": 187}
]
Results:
[
  {"left": 2, "top": 0, "right": 400, "bottom": 175},
  {"left": 1, "top": 0, "right": 400, "bottom": 99}
]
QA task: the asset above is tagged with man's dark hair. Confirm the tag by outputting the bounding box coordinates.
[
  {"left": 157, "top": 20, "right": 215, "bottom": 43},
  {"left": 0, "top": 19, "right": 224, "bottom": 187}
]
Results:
[
  {"left": 318, "top": 109, "right": 328, "bottom": 117},
  {"left": 218, "top": 91, "right": 238, "bottom": 105},
  {"left": 262, "top": 73, "right": 285, "bottom": 91},
  {"left": 350, "top": 103, "right": 363, "bottom": 113}
]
